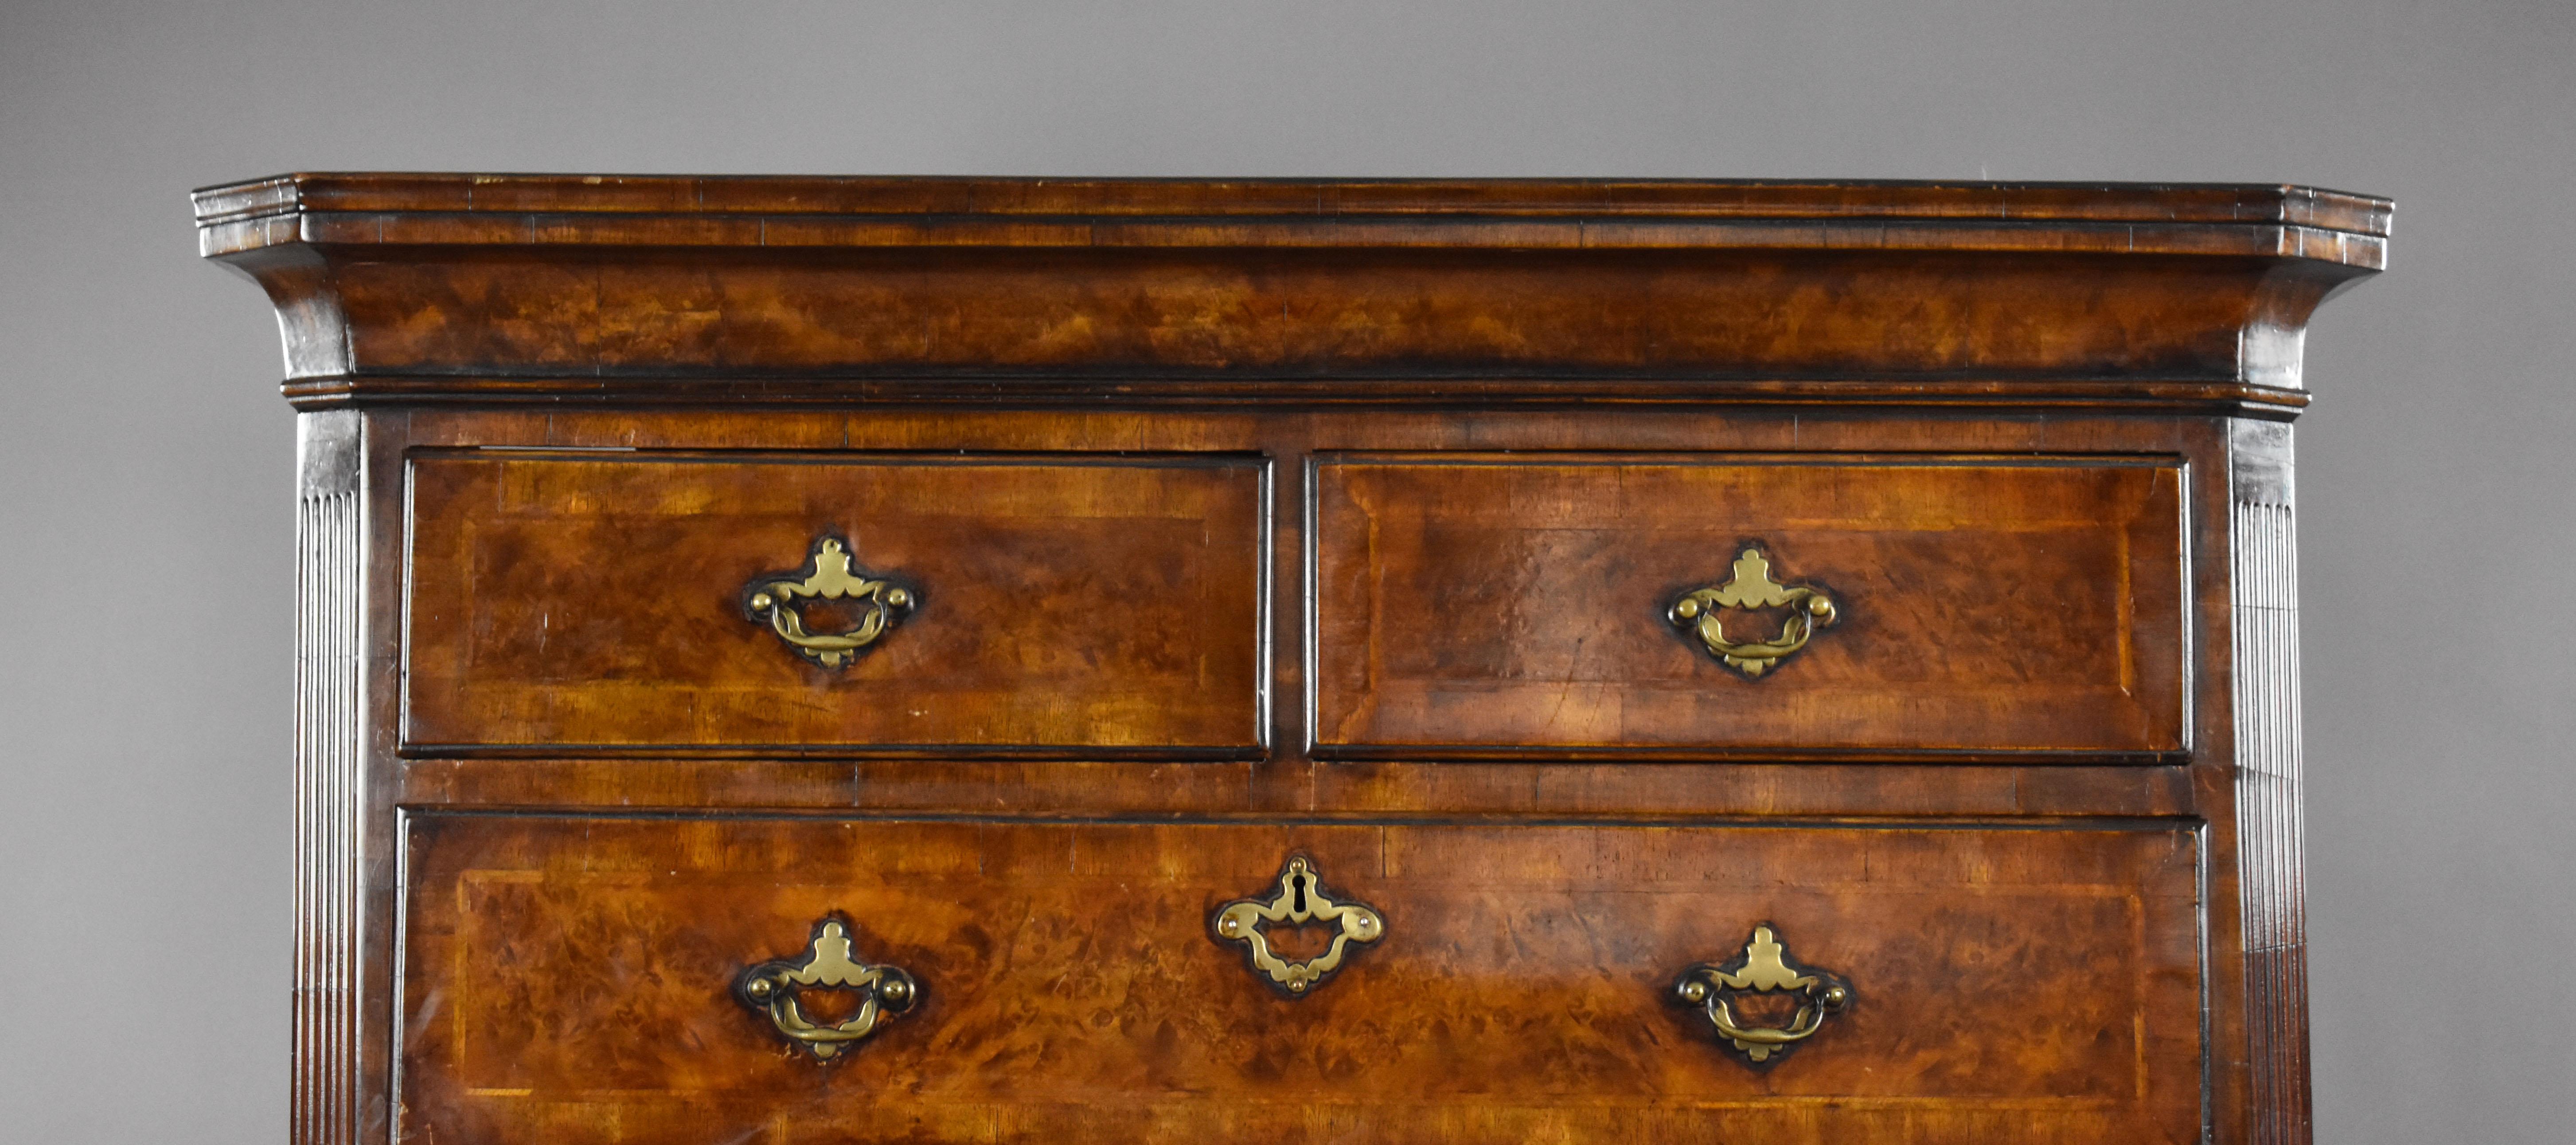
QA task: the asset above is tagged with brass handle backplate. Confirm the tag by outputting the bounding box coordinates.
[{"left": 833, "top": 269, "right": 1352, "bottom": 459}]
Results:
[
  {"left": 1674, "top": 924, "right": 1852, "bottom": 1067},
  {"left": 742, "top": 534, "right": 916, "bottom": 669},
  {"left": 735, "top": 915, "right": 919, "bottom": 1061},
  {"left": 1669, "top": 543, "right": 1839, "bottom": 678},
  {"left": 1212, "top": 857, "right": 1385, "bottom": 997}
]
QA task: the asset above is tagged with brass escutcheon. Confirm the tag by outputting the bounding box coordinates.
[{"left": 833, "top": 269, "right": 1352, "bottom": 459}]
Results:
[
  {"left": 1674, "top": 924, "right": 1853, "bottom": 1067},
  {"left": 742, "top": 534, "right": 917, "bottom": 669},
  {"left": 735, "top": 915, "right": 920, "bottom": 1061},
  {"left": 1211, "top": 857, "right": 1385, "bottom": 997},
  {"left": 1669, "top": 543, "right": 1840, "bottom": 678}
]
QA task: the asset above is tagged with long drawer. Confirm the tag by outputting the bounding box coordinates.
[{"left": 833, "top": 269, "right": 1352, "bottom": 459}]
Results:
[
  {"left": 400, "top": 815, "right": 2202, "bottom": 1144},
  {"left": 402, "top": 452, "right": 1268, "bottom": 755},
  {"left": 1310, "top": 453, "right": 2189, "bottom": 761}
]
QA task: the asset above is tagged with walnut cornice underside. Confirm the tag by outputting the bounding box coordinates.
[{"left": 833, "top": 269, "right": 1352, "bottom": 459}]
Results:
[{"left": 195, "top": 174, "right": 2388, "bottom": 413}]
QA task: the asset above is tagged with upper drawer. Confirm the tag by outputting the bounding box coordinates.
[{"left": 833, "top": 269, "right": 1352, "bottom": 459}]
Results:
[
  {"left": 1311, "top": 454, "right": 2187, "bottom": 761},
  {"left": 404, "top": 452, "right": 1267, "bottom": 755}
]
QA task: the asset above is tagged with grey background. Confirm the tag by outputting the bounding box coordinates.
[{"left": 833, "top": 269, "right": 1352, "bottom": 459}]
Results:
[{"left": 2, "top": 1, "right": 2568, "bottom": 1140}]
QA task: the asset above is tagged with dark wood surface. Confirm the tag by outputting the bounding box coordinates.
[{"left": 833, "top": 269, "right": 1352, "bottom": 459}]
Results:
[
  {"left": 404, "top": 451, "right": 1266, "bottom": 754},
  {"left": 402, "top": 814, "right": 2201, "bottom": 1145},
  {"left": 1311, "top": 453, "right": 2185, "bottom": 759},
  {"left": 198, "top": 175, "right": 2387, "bottom": 1145},
  {"left": 196, "top": 174, "right": 2385, "bottom": 413}
]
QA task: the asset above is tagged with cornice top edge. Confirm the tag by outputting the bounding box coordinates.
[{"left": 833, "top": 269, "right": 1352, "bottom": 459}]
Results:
[{"left": 189, "top": 173, "right": 2394, "bottom": 242}]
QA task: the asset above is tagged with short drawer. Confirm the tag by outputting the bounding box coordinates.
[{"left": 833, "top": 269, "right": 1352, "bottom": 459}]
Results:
[
  {"left": 1310, "top": 453, "right": 2188, "bottom": 761},
  {"left": 399, "top": 815, "right": 2201, "bottom": 1145},
  {"left": 403, "top": 452, "right": 1267, "bottom": 754}
]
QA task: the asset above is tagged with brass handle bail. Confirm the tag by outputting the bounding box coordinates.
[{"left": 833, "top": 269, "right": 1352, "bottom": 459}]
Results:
[
  {"left": 742, "top": 534, "right": 917, "bottom": 669},
  {"left": 1669, "top": 543, "right": 1839, "bottom": 678},
  {"left": 1674, "top": 924, "right": 1853, "bottom": 1067},
  {"left": 735, "top": 915, "right": 919, "bottom": 1061}
]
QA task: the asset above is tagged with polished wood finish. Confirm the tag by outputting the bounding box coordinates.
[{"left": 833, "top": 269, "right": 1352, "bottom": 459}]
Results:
[
  {"left": 198, "top": 175, "right": 2388, "bottom": 1145},
  {"left": 404, "top": 452, "right": 1265, "bottom": 754},
  {"left": 404, "top": 814, "right": 2200, "bottom": 1144},
  {"left": 1311, "top": 453, "right": 2184, "bottom": 760},
  {"left": 197, "top": 175, "right": 2385, "bottom": 413}
]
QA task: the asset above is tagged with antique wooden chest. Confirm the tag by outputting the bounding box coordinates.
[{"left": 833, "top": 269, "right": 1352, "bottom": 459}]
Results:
[{"left": 196, "top": 174, "right": 2388, "bottom": 1145}]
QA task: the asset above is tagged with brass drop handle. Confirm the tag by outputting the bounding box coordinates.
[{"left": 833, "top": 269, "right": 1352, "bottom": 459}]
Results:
[
  {"left": 735, "top": 916, "right": 919, "bottom": 1061},
  {"left": 1675, "top": 925, "right": 1853, "bottom": 1067},
  {"left": 742, "top": 535, "right": 917, "bottom": 669},
  {"left": 1669, "top": 544, "right": 1839, "bottom": 678}
]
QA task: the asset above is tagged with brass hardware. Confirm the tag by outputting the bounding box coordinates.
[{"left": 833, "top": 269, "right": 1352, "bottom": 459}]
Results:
[
  {"left": 735, "top": 915, "right": 919, "bottom": 1060},
  {"left": 742, "top": 535, "right": 917, "bottom": 669},
  {"left": 1669, "top": 544, "right": 1840, "bottom": 678},
  {"left": 1211, "top": 857, "right": 1385, "bottom": 996},
  {"left": 1674, "top": 924, "right": 1853, "bottom": 1066}
]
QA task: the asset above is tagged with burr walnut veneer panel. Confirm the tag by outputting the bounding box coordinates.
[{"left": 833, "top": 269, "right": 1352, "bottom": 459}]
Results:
[
  {"left": 1312, "top": 455, "right": 2187, "bottom": 760},
  {"left": 402, "top": 814, "right": 2202, "bottom": 1145},
  {"left": 403, "top": 452, "right": 1267, "bottom": 754}
]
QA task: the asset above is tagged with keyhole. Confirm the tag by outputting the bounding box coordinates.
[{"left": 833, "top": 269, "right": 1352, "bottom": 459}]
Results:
[{"left": 1292, "top": 873, "right": 1310, "bottom": 912}]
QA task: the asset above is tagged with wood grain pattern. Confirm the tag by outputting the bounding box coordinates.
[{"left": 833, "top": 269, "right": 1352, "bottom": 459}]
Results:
[
  {"left": 393, "top": 758, "right": 2202, "bottom": 820},
  {"left": 401, "top": 814, "right": 2202, "bottom": 1145},
  {"left": 195, "top": 175, "right": 2386, "bottom": 407},
  {"left": 282, "top": 251, "right": 2348, "bottom": 388},
  {"left": 1313, "top": 454, "right": 2186, "bottom": 759},
  {"left": 402, "top": 452, "right": 1267, "bottom": 754},
  {"left": 196, "top": 176, "right": 2389, "bottom": 1145}
]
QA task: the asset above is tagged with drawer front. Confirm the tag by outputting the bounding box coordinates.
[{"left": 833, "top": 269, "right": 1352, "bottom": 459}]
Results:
[
  {"left": 401, "top": 816, "right": 2201, "bottom": 1145},
  {"left": 1311, "top": 454, "right": 2187, "bottom": 760},
  {"left": 404, "top": 452, "right": 1266, "bottom": 753}
]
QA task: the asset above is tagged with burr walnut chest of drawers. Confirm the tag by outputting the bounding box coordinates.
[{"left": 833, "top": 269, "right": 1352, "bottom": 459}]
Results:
[{"left": 197, "top": 174, "right": 2389, "bottom": 1145}]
